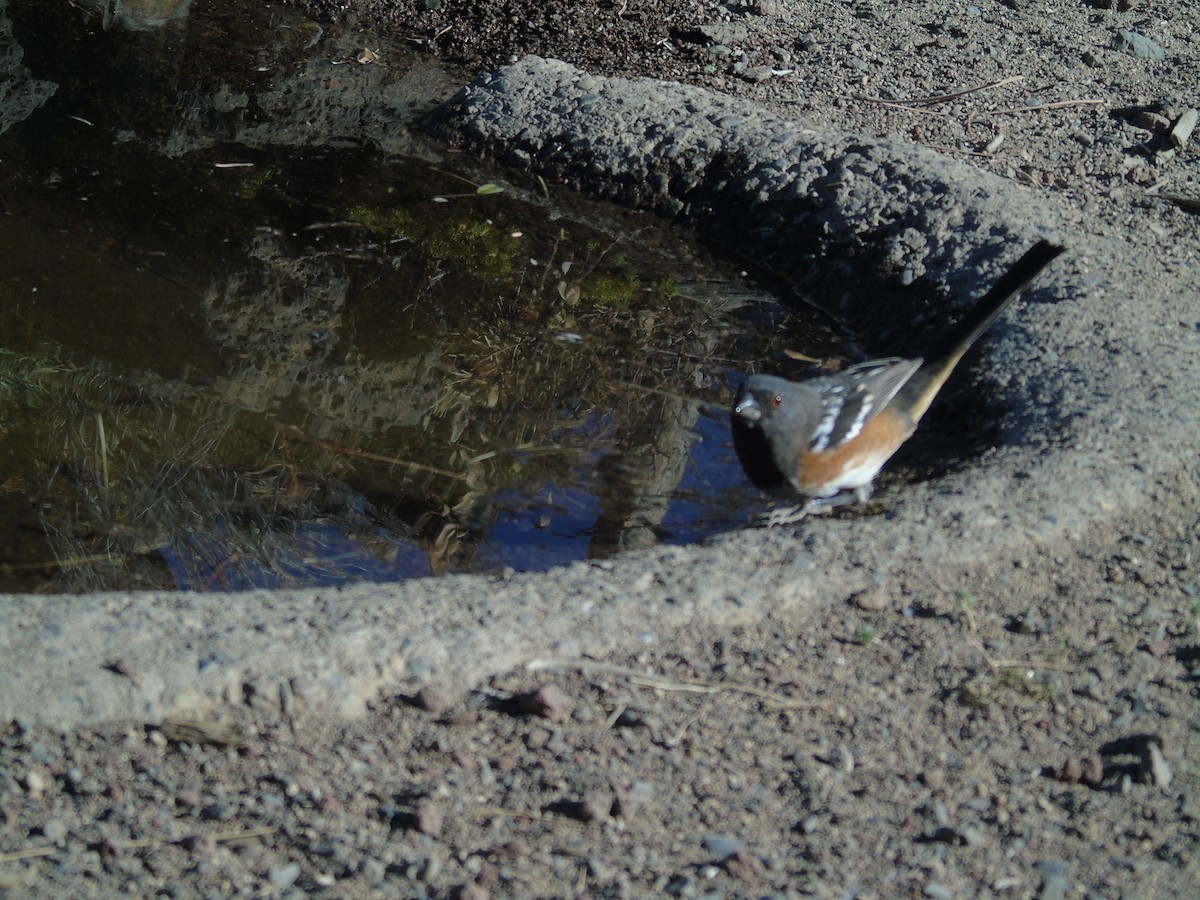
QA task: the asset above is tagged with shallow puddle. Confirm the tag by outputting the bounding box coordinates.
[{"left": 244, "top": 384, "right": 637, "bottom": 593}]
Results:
[{"left": 0, "top": 0, "right": 835, "bottom": 591}]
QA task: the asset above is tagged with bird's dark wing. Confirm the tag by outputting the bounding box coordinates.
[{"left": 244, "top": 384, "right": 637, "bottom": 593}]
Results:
[{"left": 809, "top": 358, "right": 921, "bottom": 451}]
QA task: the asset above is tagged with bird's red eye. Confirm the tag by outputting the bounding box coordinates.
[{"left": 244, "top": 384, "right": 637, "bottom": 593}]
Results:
[{"left": 771, "top": 394, "right": 783, "bottom": 408}]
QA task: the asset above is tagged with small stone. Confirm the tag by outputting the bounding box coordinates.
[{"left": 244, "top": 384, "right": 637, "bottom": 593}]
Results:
[
  {"left": 721, "top": 849, "right": 766, "bottom": 880},
  {"left": 175, "top": 789, "right": 203, "bottom": 809},
  {"left": 495, "top": 753, "right": 518, "bottom": 774},
  {"left": 1136, "top": 111, "right": 1171, "bottom": 131},
  {"left": 515, "top": 684, "right": 574, "bottom": 724},
  {"left": 1169, "top": 109, "right": 1198, "bottom": 149},
  {"left": 1140, "top": 741, "right": 1172, "bottom": 789},
  {"left": 451, "top": 883, "right": 490, "bottom": 900},
  {"left": 19, "top": 771, "right": 45, "bottom": 794},
  {"left": 453, "top": 750, "right": 477, "bottom": 773},
  {"left": 922, "top": 768, "right": 946, "bottom": 791},
  {"left": 418, "top": 854, "right": 443, "bottom": 882},
  {"left": 414, "top": 684, "right": 454, "bottom": 714},
  {"left": 1112, "top": 28, "right": 1165, "bottom": 61},
  {"left": 448, "top": 709, "right": 480, "bottom": 727},
  {"left": 1143, "top": 638, "right": 1171, "bottom": 657},
  {"left": 523, "top": 728, "right": 550, "bottom": 750},
  {"left": 579, "top": 788, "right": 613, "bottom": 823},
  {"left": 612, "top": 782, "right": 644, "bottom": 823},
  {"left": 269, "top": 862, "right": 301, "bottom": 889},
  {"left": 742, "top": 66, "right": 775, "bottom": 83},
  {"left": 1057, "top": 754, "right": 1104, "bottom": 787},
  {"left": 360, "top": 857, "right": 386, "bottom": 885},
  {"left": 1034, "top": 859, "right": 1071, "bottom": 900},
  {"left": 852, "top": 586, "right": 890, "bottom": 611},
  {"left": 1071, "top": 129, "right": 1095, "bottom": 147},
  {"left": 751, "top": 0, "right": 784, "bottom": 14},
  {"left": 924, "top": 882, "right": 954, "bottom": 900},
  {"left": 415, "top": 798, "right": 446, "bottom": 836},
  {"left": 587, "top": 856, "right": 616, "bottom": 883},
  {"left": 701, "top": 834, "right": 744, "bottom": 857},
  {"left": 42, "top": 819, "right": 68, "bottom": 844},
  {"left": 1057, "top": 756, "right": 1082, "bottom": 784}
]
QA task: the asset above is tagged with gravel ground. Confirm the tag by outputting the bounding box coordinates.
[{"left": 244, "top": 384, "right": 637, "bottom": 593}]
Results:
[{"left": 4, "top": 1, "right": 1200, "bottom": 897}]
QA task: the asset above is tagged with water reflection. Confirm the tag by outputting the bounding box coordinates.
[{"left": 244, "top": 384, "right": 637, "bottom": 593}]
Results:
[
  {"left": 68, "top": 0, "right": 192, "bottom": 32},
  {"left": 0, "top": 0, "right": 834, "bottom": 591}
]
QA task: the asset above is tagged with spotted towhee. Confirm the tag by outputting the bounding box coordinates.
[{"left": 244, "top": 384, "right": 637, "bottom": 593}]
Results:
[{"left": 731, "top": 240, "right": 1066, "bottom": 517}]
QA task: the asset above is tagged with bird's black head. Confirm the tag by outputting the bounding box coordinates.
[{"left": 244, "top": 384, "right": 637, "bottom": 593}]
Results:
[{"left": 730, "top": 375, "right": 821, "bottom": 494}]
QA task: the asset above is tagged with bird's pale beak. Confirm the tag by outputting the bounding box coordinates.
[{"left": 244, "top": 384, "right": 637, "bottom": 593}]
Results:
[{"left": 733, "top": 395, "right": 761, "bottom": 423}]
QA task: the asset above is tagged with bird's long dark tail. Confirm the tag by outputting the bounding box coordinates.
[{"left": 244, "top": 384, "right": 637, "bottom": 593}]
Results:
[{"left": 899, "top": 239, "right": 1067, "bottom": 423}]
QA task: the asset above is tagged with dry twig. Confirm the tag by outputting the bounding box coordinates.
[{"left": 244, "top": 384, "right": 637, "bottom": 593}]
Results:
[
  {"left": 968, "top": 638, "right": 1074, "bottom": 674},
  {"left": 525, "top": 658, "right": 828, "bottom": 711},
  {"left": 863, "top": 74, "right": 1024, "bottom": 108}
]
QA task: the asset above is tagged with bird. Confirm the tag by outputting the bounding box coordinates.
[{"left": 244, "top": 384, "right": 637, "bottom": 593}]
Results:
[{"left": 731, "top": 240, "right": 1066, "bottom": 518}]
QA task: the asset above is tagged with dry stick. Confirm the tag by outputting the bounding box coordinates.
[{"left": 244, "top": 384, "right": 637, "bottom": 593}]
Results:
[
  {"left": 863, "top": 74, "right": 1025, "bottom": 107},
  {"left": 924, "top": 143, "right": 995, "bottom": 158},
  {"left": 969, "top": 638, "right": 1074, "bottom": 674},
  {"left": 525, "top": 658, "right": 829, "bottom": 711},
  {"left": 0, "top": 846, "right": 57, "bottom": 864},
  {"left": 993, "top": 98, "right": 1104, "bottom": 115},
  {"left": 297, "top": 435, "right": 466, "bottom": 481},
  {"left": 469, "top": 806, "right": 543, "bottom": 821},
  {"left": 1159, "top": 194, "right": 1200, "bottom": 213}
]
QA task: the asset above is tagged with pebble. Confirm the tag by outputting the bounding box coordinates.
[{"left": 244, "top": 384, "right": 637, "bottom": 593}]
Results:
[
  {"left": 851, "top": 586, "right": 891, "bottom": 611},
  {"left": 259, "top": 791, "right": 285, "bottom": 811},
  {"left": 742, "top": 66, "right": 775, "bottom": 83},
  {"left": 43, "top": 819, "right": 68, "bottom": 843},
  {"left": 701, "top": 834, "right": 744, "bottom": 857},
  {"left": 415, "top": 798, "right": 446, "bottom": 836},
  {"left": 924, "top": 882, "right": 954, "bottom": 899},
  {"left": 360, "top": 856, "right": 386, "bottom": 884},
  {"left": 587, "top": 855, "right": 616, "bottom": 883},
  {"left": 1140, "top": 740, "right": 1172, "bottom": 789},
  {"left": 414, "top": 684, "right": 455, "bottom": 714},
  {"left": 1057, "top": 754, "right": 1103, "bottom": 787},
  {"left": 20, "top": 770, "right": 46, "bottom": 794},
  {"left": 1169, "top": 109, "right": 1198, "bottom": 149},
  {"left": 1034, "top": 859, "right": 1071, "bottom": 900},
  {"left": 751, "top": 0, "right": 785, "bottom": 14},
  {"left": 515, "top": 683, "right": 574, "bottom": 723},
  {"left": 577, "top": 788, "right": 613, "bottom": 823},
  {"left": 1112, "top": 28, "right": 1165, "bottom": 61},
  {"left": 418, "top": 854, "right": 443, "bottom": 882},
  {"left": 269, "top": 862, "right": 301, "bottom": 889}
]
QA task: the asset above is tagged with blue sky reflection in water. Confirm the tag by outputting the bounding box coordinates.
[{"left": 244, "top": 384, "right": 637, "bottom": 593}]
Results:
[{"left": 0, "top": 0, "right": 835, "bottom": 591}]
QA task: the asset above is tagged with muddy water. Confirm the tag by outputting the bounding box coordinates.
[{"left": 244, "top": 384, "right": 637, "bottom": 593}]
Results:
[{"left": 0, "top": 0, "right": 833, "bottom": 591}]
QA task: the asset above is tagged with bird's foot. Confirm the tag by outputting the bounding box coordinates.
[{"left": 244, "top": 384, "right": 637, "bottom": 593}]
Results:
[
  {"left": 756, "top": 488, "right": 873, "bottom": 527},
  {"left": 759, "top": 503, "right": 814, "bottom": 527}
]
